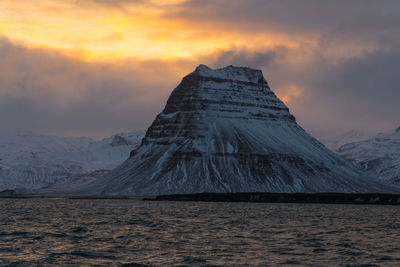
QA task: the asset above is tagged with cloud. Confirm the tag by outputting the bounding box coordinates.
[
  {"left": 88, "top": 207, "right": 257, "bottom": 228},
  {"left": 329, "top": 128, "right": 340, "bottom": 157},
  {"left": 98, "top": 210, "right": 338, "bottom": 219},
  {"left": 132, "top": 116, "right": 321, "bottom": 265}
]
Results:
[
  {"left": 0, "top": 39, "right": 301, "bottom": 138},
  {"left": 0, "top": 37, "right": 196, "bottom": 138},
  {"left": 302, "top": 47, "right": 400, "bottom": 131},
  {"left": 172, "top": 0, "right": 400, "bottom": 35},
  {"left": 206, "top": 49, "right": 278, "bottom": 69},
  {"left": 1, "top": 0, "right": 400, "bottom": 140}
]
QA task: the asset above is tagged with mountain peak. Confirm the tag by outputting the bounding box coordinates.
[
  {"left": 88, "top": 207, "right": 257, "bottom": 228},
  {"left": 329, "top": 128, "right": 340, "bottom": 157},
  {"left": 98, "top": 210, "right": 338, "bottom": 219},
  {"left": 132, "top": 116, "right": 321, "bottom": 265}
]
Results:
[
  {"left": 79, "top": 65, "right": 398, "bottom": 196},
  {"left": 194, "top": 64, "right": 265, "bottom": 83}
]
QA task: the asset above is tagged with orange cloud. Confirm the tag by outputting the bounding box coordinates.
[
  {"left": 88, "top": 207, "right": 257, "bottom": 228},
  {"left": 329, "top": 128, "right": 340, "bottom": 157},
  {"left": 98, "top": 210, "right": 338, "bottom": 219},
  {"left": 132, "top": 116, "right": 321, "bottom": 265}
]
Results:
[
  {"left": 276, "top": 84, "right": 303, "bottom": 106},
  {"left": 0, "top": 0, "right": 308, "bottom": 62}
]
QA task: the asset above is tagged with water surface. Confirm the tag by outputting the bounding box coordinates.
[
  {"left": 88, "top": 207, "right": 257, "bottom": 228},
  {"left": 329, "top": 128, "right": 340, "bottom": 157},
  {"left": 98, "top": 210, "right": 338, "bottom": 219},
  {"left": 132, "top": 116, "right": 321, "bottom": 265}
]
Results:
[{"left": 0, "top": 199, "right": 399, "bottom": 266}]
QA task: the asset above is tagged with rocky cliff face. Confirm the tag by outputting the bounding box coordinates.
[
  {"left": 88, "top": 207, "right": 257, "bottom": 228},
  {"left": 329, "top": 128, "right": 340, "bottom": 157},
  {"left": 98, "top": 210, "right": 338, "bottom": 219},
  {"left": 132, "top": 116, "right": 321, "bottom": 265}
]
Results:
[{"left": 80, "top": 65, "right": 398, "bottom": 196}]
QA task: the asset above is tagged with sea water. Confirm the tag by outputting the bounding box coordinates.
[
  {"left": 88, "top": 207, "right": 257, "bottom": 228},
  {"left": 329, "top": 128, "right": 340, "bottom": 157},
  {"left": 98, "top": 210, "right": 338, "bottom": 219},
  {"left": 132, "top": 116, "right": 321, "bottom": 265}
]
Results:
[{"left": 0, "top": 199, "right": 399, "bottom": 266}]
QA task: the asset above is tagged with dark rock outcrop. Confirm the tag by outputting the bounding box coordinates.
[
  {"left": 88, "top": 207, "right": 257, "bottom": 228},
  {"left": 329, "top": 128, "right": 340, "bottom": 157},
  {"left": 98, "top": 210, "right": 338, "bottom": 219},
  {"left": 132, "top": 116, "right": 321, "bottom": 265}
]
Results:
[{"left": 110, "top": 135, "right": 130, "bottom": 147}]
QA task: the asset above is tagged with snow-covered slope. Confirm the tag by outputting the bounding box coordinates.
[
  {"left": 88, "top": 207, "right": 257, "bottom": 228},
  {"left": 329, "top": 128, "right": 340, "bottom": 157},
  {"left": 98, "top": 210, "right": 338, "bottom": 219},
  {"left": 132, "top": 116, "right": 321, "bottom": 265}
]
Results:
[
  {"left": 77, "top": 65, "right": 398, "bottom": 196},
  {"left": 0, "top": 131, "right": 143, "bottom": 192},
  {"left": 338, "top": 127, "right": 400, "bottom": 185},
  {"left": 309, "top": 129, "right": 373, "bottom": 151}
]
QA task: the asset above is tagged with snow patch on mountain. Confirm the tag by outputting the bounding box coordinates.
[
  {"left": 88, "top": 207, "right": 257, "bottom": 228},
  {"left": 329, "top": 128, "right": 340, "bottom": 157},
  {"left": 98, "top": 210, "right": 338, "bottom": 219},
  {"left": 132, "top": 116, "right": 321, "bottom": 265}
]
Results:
[
  {"left": 308, "top": 129, "right": 374, "bottom": 151},
  {"left": 338, "top": 127, "right": 400, "bottom": 185}
]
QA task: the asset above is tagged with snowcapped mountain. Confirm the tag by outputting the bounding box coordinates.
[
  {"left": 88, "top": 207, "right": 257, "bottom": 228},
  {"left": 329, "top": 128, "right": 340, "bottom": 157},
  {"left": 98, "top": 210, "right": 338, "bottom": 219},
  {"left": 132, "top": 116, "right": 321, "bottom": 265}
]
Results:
[
  {"left": 308, "top": 129, "right": 373, "bottom": 151},
  {"left": 0, "top": 131, "right": 144, "bottom": 192},
  {"left": 338, "top": 127, "right": 400, "bottom": 185},
  {"left": 77, "top": 64, "right": 397, "bottom": 196}
]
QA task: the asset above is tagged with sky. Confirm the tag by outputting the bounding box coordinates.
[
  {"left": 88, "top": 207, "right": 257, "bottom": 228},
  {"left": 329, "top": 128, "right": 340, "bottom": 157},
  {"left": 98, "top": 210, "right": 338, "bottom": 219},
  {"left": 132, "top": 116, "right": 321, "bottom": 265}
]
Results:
[{"left": 0, "top": 0, "right": 399, "bottom": 139}]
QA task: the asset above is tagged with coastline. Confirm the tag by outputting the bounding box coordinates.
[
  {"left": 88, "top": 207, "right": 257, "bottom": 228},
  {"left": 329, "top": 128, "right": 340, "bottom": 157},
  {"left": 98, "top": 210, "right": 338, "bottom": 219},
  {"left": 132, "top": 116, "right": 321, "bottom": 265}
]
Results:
[
  {"left": 145, "top": 192, "right": 400, "bottom": 205},
  {"left": 2, "top": 191, "right": 400, "bottom": 205}
]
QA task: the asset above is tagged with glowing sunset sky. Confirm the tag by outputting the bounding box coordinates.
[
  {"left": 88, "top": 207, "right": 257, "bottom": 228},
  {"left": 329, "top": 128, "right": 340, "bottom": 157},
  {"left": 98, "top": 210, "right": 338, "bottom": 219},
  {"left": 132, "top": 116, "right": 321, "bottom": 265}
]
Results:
[{"left": 0, "top": 0, "right": 399, "bottom": 138}]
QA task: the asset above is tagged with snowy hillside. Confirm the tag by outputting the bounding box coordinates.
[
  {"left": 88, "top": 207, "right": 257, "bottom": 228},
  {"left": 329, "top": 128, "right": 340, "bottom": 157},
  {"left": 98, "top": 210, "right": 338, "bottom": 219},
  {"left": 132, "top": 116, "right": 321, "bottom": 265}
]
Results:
[
  {"left": 0, "top": 131, "right": 144, "bottom": 192},
  {"left": 76, "top": 65, "right": 398, "bottom": 196},
  {"left": 338, "top": 127, "right": 400, "bottom": 185},
  {"left": 309, "top": 129, "right": 374, "bottom": 151}
]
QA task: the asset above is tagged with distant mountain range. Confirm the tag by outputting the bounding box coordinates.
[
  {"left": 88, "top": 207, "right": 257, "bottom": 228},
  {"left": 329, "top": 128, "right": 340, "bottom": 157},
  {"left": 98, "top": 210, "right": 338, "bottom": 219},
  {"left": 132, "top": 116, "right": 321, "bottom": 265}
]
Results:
[
  {"left": 0, "top": 131, "right": 143, "bottom": 192},
  {"left": 337, "top": 127, "right": 400, "bottom": 185},
  {"left": 308, "top": 129, "right": 374, "bottom": 151}
]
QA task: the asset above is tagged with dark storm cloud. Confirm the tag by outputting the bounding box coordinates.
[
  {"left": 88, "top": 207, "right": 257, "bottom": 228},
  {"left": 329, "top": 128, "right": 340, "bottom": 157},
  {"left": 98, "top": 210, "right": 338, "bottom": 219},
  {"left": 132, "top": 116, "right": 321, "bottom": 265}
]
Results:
[
  {"left": 206, "top": 49, "right": 279, "bottom": 69},
  {"left": 304, "top": 47, "right": 400, "bottom": 130},
  {"left": 0, "top": 37, "right": 191, "bottom": 138},
  {"left": 172, "top": 0, "right": 400, "bottom": 37}
]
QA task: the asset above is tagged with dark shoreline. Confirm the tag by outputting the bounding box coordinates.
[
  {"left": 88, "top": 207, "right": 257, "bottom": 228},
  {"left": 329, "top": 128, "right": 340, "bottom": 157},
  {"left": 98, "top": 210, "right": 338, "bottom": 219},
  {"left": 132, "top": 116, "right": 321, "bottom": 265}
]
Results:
[
  {"left": 1, "top": 192, "right": 400, "bottom": 205},
  {"left": 0, "top": 195, "right": 140, "bottom": 200},
  {"left": 144, "top": 192, "right": 400, "bottom": 205}
]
